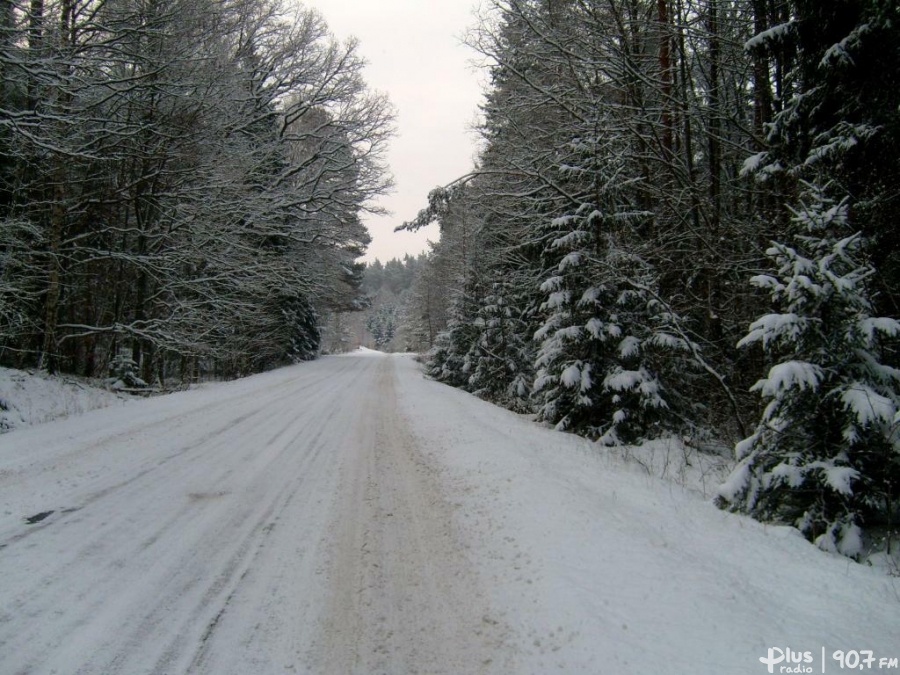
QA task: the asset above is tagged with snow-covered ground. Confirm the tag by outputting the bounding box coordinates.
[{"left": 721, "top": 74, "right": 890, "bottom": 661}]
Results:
[
  {"left": 0, "top": 366, "right": 129, "bottom": 432},
  {"left": 0, "top": 350, "right": 896, "bottom": 674}
]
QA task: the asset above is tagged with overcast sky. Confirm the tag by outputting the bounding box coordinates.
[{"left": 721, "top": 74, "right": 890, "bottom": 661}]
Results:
[{"left": 300, "top": 0, "right": 485, "bottom": 263}]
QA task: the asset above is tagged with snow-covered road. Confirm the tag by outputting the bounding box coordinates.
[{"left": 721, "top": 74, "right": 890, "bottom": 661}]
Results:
[{"left": 1, "top": 351, "right": 897, "bottom": 674}]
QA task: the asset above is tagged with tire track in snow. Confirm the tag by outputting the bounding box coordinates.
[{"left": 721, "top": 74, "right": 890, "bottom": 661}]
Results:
[
  {"left": 0, "top": 355, "right": 360, "bottom": 497},
  {"left": 311, "top": 357, "right": 511, "bottom": 674}
]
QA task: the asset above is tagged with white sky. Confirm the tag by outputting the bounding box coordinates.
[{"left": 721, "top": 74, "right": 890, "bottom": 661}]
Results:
[{"left": 299, "top": 0, "right": 485, "bottom": 263}]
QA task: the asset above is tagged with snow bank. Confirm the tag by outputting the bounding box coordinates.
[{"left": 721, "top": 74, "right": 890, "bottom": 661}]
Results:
[
  {"left": 393, "top": 355, "right": 899, "bottom": 674},
  {"left": 0, "top": 367, "right": 127, "bottom": 433}
]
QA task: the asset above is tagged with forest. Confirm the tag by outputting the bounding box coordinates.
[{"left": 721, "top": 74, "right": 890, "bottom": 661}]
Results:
[
  {"left": 0, "top": 0, "right": 391, "bottom": 383},
  {"left": 2, "top": 0, "right": 899, "bottom": 560},
  {"left": 391, "top": 0, "right": 900, "bottom": 559}
]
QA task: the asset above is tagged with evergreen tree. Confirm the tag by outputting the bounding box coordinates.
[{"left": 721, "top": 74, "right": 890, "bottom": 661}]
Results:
[
  {"left": 718, "top": 183, "right": 900, "bottom": 557},
  {"left": 753, "top": 0, "right": 900, "bottom": 314},
  {"left": 425, "top": 275, "right": 483, "bottom": 389},
  {"left": 465, "top": 279, "right": 535, "bottom": 413},
  {"left": 366, "top": 304, "right": 398, "bottom": 349},
  {"left": 534, "top": 224, "right": 695, "bottom": 444}
]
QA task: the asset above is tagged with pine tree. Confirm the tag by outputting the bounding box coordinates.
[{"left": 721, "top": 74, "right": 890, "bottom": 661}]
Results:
[
  {"left": 426, "top": 278, "right": 482, "bottom": 389},
  {"left": 366, "top": 304, "right": 398, "bottom": 349},
  {"left": 718, "top": 183, "right": 900, "bottom": 557},
  {"left": 534, "top": 223, "right": 694, "bottom": 445},
  {"left": 527, "top": 113, "right": 696, "bottom": 445},
  {"left": 751, "top": 0, "right": 900, "bottom": 315},
  {"left": 108, "top": 351, "right": 148, "bottom": 390},
  {"left": 465, "top": 278, "right": 535, "bottom": 412}
]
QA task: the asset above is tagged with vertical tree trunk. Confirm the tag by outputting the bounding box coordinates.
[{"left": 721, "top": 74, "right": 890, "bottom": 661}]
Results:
[
  {"left": 131, "top": 232, "right": 147, "bottom": 367},
  {"left": 39, "top": 0, "right": 75, "bottom": 373},
  {"left": 25, "top": 0, "right": 43, "bottom": 110},
  {"left": 772, "top": 0, "right": 793, "bottom": 112},
  {"left": 704, "top": 0, "right": 723, "bottom": 343},
  {"left": 0, "top": 0, "right": 14, "bottom": 100},
  {"left": 750, "top": 0, "right": 774, "bottom": 143},
  {"left": 657, "top": 0, "right": 674, "bottom": 158},
  {"left": 706, "top": 0, "right": 722, "bottom": 232},
  {"left": 38, "top": 184, "right": 65, "bottom": 372},
  {"left": 0, "top": 0, "right": 15, "bottom": 207},
  {"left": 675, "top": 0, "right": 702, "bottom": 234}
]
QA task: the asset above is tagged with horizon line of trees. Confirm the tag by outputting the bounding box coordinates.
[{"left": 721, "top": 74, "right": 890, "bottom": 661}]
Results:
[
  {"left": 0, "top": 0, "right": 392, "bottom": 383},
  {"left": 400, "top": 0, "right": 900, "bottom": 559}
]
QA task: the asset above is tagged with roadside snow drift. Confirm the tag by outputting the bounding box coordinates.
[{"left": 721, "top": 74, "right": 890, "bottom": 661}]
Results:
[{"left": 0, "top": 366, "right": 127, "bottom": 432}]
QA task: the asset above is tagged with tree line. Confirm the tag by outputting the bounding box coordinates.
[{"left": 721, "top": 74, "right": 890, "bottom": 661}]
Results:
[
  {"left": 401, "top": 0, "right": 899, "bottom": 559},
  {"left": 0, "top": 0, "right": 392, "bottom": 383}
]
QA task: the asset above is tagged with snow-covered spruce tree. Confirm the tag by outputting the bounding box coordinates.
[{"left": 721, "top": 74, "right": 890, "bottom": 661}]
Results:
[
  {"left": 744, "top": 0, "right": 900, "bottom": 316},
  {"left": 427, "top": 336, "right": 468, "bottom": 388},
  {"left": 527, "top": 114, "right": 698, "bottom": 445},
  {"left": 533, "top": 216, "right": 696, "bottom": 445},
  {"left": 465, "top": 278, "right": 535, "bottom": 413},
  {"left": 718, "top": 183, "right": 900, "bottom": 557},
  {"left": 108, "top": 351, "right": 148, "bottom": 390},
  {"left": 426, "top": 276, "right": 483, "bottom": 390},
  {"left": 451, "top": 171, "right": 543, "bottom": 413},
  {"left": 366, "top": 304, "right": 398, "bottom": 349}
]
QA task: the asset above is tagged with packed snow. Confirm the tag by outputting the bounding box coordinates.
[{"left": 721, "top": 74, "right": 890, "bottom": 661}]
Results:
[{"left": 0, "top": 350, "right": 896, "bottom": 674}]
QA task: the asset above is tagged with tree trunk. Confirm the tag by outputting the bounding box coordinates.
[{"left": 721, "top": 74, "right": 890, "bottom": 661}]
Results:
[
  {"left": 0, "top": 0, "right": 14, "bottom": 99},
  {"left": 25, "top": 0, "right": 43, "bottom": 110},
  {"left": 657, "top": 0, "right": 674, "bottom": 158},
  {"left": 38, "top": 0, "right": 75, "bottom": 373},
  {"left": 750, "top": 0, "right": 774, "bottom": 143},
  {"left": 38, "top": 183, "right": 65, "bottom": 372},
  {"left": 704, "top": 0, "right": 723, "bottom": 343}
]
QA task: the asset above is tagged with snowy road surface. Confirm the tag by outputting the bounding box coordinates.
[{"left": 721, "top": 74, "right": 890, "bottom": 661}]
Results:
[{"left": 0, "top": 351, "right": 897, "bottom": 674}]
